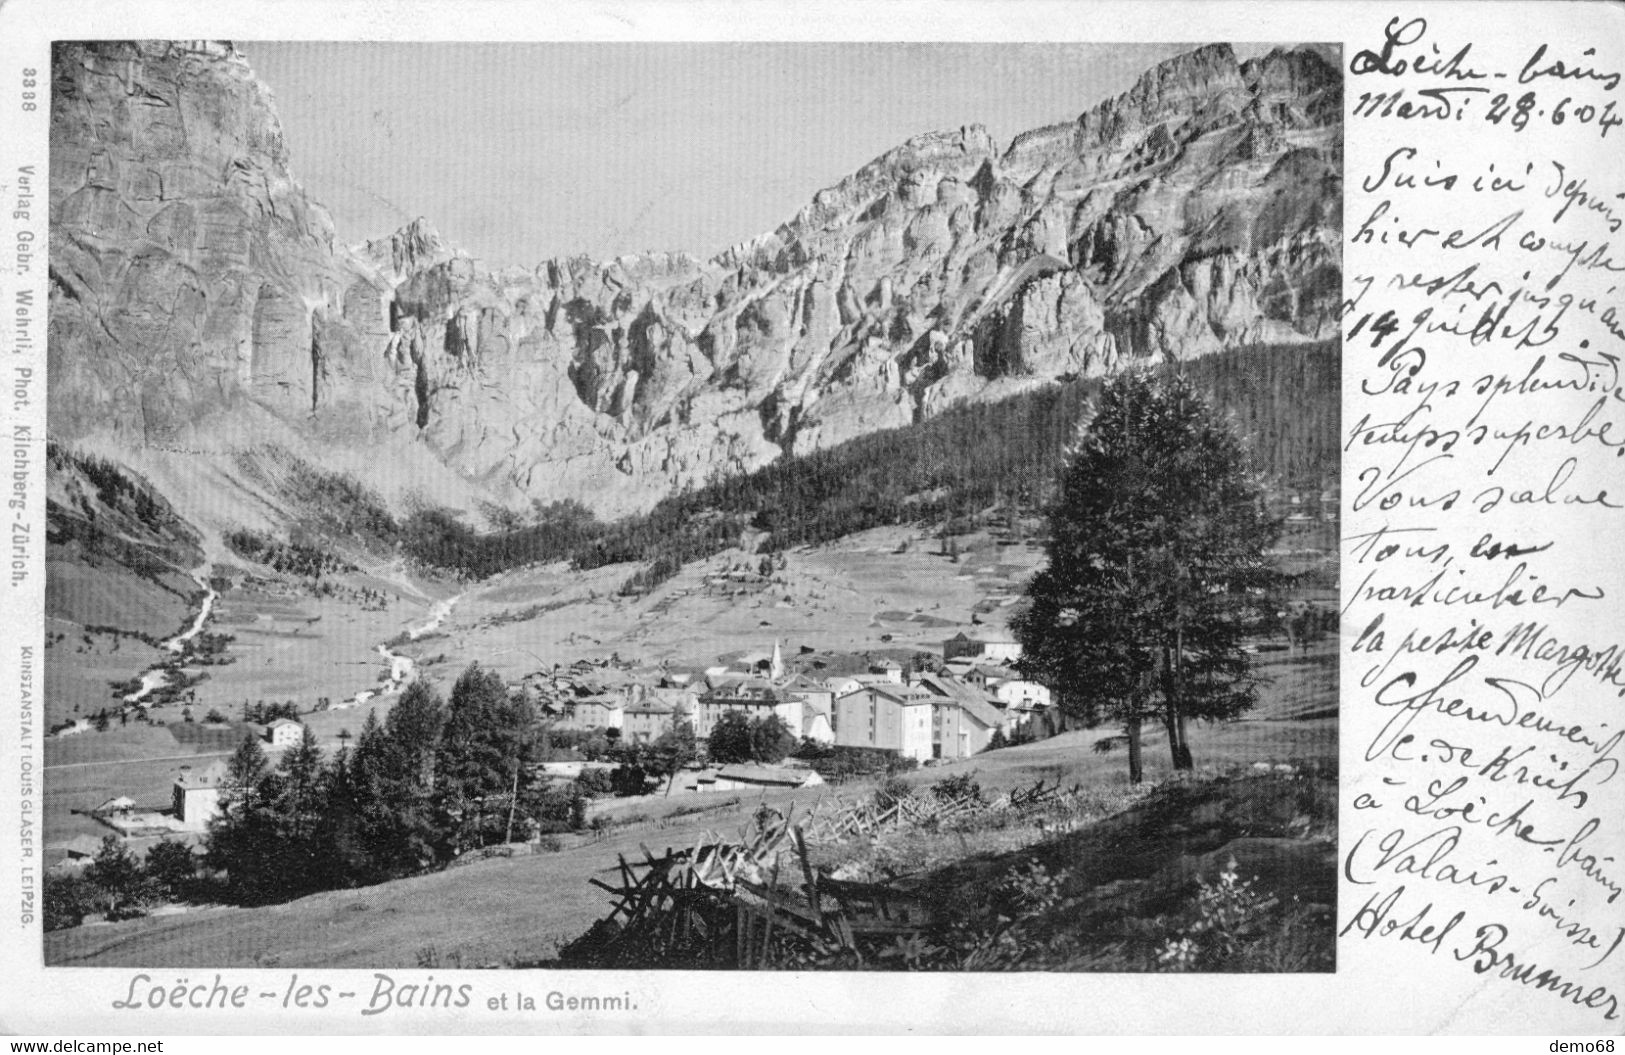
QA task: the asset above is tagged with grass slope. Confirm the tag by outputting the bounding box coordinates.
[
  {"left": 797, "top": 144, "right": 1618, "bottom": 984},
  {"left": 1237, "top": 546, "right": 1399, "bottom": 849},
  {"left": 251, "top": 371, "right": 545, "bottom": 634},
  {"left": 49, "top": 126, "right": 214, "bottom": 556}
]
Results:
[{"left": 45, "top": 678, "right": 1335, "bottom": 970}]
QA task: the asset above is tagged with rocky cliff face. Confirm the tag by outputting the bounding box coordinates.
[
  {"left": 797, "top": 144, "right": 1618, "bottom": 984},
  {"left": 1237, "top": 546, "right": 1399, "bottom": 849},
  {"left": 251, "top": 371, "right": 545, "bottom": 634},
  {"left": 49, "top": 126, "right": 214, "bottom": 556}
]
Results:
[{"left": 48, "top": 41, "right": 1340, "bottom": 520}]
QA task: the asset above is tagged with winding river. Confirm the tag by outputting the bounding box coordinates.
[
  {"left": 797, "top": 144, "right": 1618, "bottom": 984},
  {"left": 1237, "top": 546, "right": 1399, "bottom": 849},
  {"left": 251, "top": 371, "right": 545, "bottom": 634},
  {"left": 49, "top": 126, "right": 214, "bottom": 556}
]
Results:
[
  {"left": 117, "top": 573, "right": 462, "bottom": 715},
  {"left": 122, "top": 565, "right": 218, "bottom": 705},
  {"left": 349, "top": 592, "right": 461, "bottom": 706}
]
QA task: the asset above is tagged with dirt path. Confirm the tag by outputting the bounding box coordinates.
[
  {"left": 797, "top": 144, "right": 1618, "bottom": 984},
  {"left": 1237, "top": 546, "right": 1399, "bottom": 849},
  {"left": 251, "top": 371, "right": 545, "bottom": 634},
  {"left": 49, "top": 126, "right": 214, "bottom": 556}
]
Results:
[{"left": 45, "top": 750, "right": 234, "bottom": 772}]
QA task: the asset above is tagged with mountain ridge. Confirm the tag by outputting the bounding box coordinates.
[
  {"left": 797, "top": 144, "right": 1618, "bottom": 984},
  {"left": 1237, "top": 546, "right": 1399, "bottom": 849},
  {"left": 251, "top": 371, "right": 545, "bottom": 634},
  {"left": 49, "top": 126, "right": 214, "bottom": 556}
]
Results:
[{"left": 47, "top": 39, "right": 1341, "bottom": 527}]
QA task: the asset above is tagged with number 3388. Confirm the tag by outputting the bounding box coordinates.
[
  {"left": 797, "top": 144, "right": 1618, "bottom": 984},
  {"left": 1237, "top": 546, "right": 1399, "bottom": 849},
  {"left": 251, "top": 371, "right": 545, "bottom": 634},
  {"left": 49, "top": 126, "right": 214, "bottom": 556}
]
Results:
[{"left": 22, "top": 68, "right": 38, "bottom": 111}]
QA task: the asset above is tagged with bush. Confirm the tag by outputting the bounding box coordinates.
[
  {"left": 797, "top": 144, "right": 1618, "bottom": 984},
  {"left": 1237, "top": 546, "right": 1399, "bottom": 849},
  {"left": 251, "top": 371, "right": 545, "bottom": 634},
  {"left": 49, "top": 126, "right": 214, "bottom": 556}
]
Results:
[
  {"left": 707, "top": 711, "right": 754, "bottom": 765},
  {"left": 1156, "top": 860, "right": 1280, "bottom": 971},
  {"left": 43, "top": 873, "right": 98, "bottom": 931},
  {"left": 573, "top": 768, "right": 614, "bottom": 797},
  {"left": 802, "top": 745, "right": 916, "bottom": 782},
  {"left": 76, "top": 836, "right": 155, "bottom": 921},
  {"left": 873, "top": 776, "right": 913, "bottom": 808},
  {"left": 610, "top": 763, "right": 651, "bottom": 797},
  {"left": 931, "top": 771, "right": 984, "bottom": 803},
  {"left": 144, "top": 840, "right": 197, "bottom": 901}
]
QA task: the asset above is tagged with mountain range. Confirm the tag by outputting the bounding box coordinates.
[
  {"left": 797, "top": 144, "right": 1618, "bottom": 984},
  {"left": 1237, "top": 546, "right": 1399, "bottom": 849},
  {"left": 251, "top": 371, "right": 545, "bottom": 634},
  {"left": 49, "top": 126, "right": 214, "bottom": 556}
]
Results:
[{"left": 46, "top": 39, "right": 1341, "bottom": 528}]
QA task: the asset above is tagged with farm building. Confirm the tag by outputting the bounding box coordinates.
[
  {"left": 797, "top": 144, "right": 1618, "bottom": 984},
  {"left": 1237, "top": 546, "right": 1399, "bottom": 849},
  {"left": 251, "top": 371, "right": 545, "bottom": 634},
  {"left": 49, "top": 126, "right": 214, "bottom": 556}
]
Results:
[
  {"left": 709, "top": 765, "right": 825, "bottom": 791},
  {"left": 92, "top": 795, "right": 136, "bottom": 816},
  {"left": 992, "top": 679, "right": 1051, "bottom": 711},
  {"left": 942, "top": 631, "right": 1022, "bottom": 665},
  {"left": 264, "top": 718, "right": 304, "bottom": 748}
]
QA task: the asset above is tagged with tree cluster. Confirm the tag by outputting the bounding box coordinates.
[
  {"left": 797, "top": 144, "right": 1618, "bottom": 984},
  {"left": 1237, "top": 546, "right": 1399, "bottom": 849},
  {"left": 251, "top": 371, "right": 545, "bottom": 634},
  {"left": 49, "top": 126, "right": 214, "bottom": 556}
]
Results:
[
  {"left": 706, "top": 712, "right": 796, "bottom": 765},
  {"left": 204, "top": 664, "right": 564, "bottom": 905},
  {"left": 242, "top": 699, "right": 301, "bottom": 723},
  {"left": 792, "top": 742, "right": 919, "bottom": 782},
  {"left": 43, "top": 836, "right": 198, "bottom": 931},
  {"left": 1014, "top": 371, "right": 1282, "bottom": 783}
]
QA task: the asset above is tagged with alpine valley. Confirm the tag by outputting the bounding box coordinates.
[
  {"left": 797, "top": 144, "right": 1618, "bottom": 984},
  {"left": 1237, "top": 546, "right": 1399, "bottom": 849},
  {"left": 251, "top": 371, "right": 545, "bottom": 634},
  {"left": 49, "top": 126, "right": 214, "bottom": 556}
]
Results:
[{"left": 40, "top": 41, "right": 1342, "bottom": 971}]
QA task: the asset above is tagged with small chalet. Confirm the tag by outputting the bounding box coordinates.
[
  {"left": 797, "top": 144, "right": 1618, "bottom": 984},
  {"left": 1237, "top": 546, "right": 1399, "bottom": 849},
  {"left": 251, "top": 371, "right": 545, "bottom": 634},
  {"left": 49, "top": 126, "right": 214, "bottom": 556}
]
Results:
[
  {"left": 264, "top": 717, "right": 304, "bottom": 748},
  {"left": 942, "top": 631, "right": 1022, "bottom": 665},
  {"left": 867, "top": 658, "right": 903, "bottom": 683},
  {"left": 92, "top": 795, "right": 136, "bottom": 816}
]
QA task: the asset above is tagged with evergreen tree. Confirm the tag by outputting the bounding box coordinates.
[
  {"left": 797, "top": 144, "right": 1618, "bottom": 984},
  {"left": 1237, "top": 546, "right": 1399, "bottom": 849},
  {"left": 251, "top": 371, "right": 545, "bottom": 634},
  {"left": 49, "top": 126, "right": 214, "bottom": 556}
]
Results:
[
  {"left": 266, "top": 725, "right": 326, "bottom": 896},
  {"left": 143, "top": 839, "right": 197, "bottom": 901},
  {"left": 349, "top": 706, "right": 437, "bottom": 880},
  {"left": 309, "top": 746, "right": 370, "bottom": 889},
  {"left": 387, "top": 679, "right": 447, "bottom": 790},
  {"left": 205, "top": 732, "right": 283, "bottom": 902},
  {"left": 1014, "top": 370, "right": 1279, "bottom": 781},
  {"left": 86, "top": 836, "right": 148, "bottom": 920},
  {"left": 436, "top": 664, "right": 535, "bottom": 853}
]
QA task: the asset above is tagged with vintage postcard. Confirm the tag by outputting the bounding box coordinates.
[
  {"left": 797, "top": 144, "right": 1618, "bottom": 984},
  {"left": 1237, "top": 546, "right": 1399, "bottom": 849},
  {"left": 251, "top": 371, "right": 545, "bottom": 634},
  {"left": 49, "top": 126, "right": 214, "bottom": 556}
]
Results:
[{"left": 0, "top": 0, "right": 1619, "bottom": 1037}]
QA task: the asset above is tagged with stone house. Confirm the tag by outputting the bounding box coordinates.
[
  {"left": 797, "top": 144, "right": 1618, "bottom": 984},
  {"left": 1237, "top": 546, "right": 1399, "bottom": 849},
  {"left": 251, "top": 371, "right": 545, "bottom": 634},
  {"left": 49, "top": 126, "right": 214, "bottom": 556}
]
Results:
[
  {"left": 172, "top": 760, "right": 229, "bottom": 829},
  {"left": 833, "top": 683, "right": 934, "bottom": 762}
]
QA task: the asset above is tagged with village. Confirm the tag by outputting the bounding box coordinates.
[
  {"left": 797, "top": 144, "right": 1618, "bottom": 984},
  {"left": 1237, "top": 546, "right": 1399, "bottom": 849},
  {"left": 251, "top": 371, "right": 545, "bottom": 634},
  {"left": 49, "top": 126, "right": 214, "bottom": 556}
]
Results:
[{"left": 48, "top": 625, "right": 1060, "bottom": 872}]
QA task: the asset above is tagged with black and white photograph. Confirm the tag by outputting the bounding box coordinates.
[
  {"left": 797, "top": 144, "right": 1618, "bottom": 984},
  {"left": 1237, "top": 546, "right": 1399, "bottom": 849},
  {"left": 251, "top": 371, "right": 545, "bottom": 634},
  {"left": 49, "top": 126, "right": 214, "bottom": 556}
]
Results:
[{"left": 39, "top": 39, "right": 1342, "bottom": 973}]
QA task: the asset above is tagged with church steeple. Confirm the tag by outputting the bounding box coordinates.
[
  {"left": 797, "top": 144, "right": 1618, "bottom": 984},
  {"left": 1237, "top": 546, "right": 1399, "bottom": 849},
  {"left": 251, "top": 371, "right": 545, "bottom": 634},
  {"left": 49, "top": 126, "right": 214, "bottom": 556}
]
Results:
[{"left": 769, "top": 639, "right": 785, "bottom": 681}]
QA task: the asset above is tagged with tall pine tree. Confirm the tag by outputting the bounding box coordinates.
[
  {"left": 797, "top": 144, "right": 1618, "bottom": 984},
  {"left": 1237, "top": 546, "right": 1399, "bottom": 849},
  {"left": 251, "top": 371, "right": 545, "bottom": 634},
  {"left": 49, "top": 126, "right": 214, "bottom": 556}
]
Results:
[{"left": 1014, "top": 370, "right": 1279, "bottom": 781}]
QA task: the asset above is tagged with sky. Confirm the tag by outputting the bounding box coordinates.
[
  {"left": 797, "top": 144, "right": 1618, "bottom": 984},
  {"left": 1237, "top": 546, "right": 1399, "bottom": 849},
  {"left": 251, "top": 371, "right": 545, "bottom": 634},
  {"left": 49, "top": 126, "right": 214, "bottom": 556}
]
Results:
[{"left": 245, "top": 42, "right": 1282, "bottom": 268}]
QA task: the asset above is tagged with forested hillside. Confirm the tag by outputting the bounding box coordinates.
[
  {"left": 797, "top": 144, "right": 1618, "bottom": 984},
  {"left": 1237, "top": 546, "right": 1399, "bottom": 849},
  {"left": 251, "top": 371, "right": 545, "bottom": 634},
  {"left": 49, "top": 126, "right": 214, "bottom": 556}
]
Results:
[{"left": 341, "top": 340, "right": 1337, "bottom": 584}]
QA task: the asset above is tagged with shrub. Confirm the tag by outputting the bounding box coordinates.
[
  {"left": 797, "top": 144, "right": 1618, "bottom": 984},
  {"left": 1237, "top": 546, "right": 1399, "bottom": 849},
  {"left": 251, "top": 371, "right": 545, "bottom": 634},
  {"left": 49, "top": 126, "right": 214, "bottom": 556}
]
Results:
[
  {"left": 573, "top": 768, "right": 614, "bottom": 797},
  {"left": 43, "top": 873, "right": 98, "bottom": 931},
  {"left": 873, "top": 776, "right": 913, "bottom": 808},
  {"left": 930, "top": 771, "right": 984, "bottom": 803},
  {"left": 144, "top": 840, "right": 197, "bottom": 901},
  {"left": 802, "top": 745, "right": 914, "bottom": 782},
  {"left": 1155, "top": 860, "right": 1280, "bottom": 971},
  {"left": 86, "top": 836, "right": 151, "bottom": 921}
]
